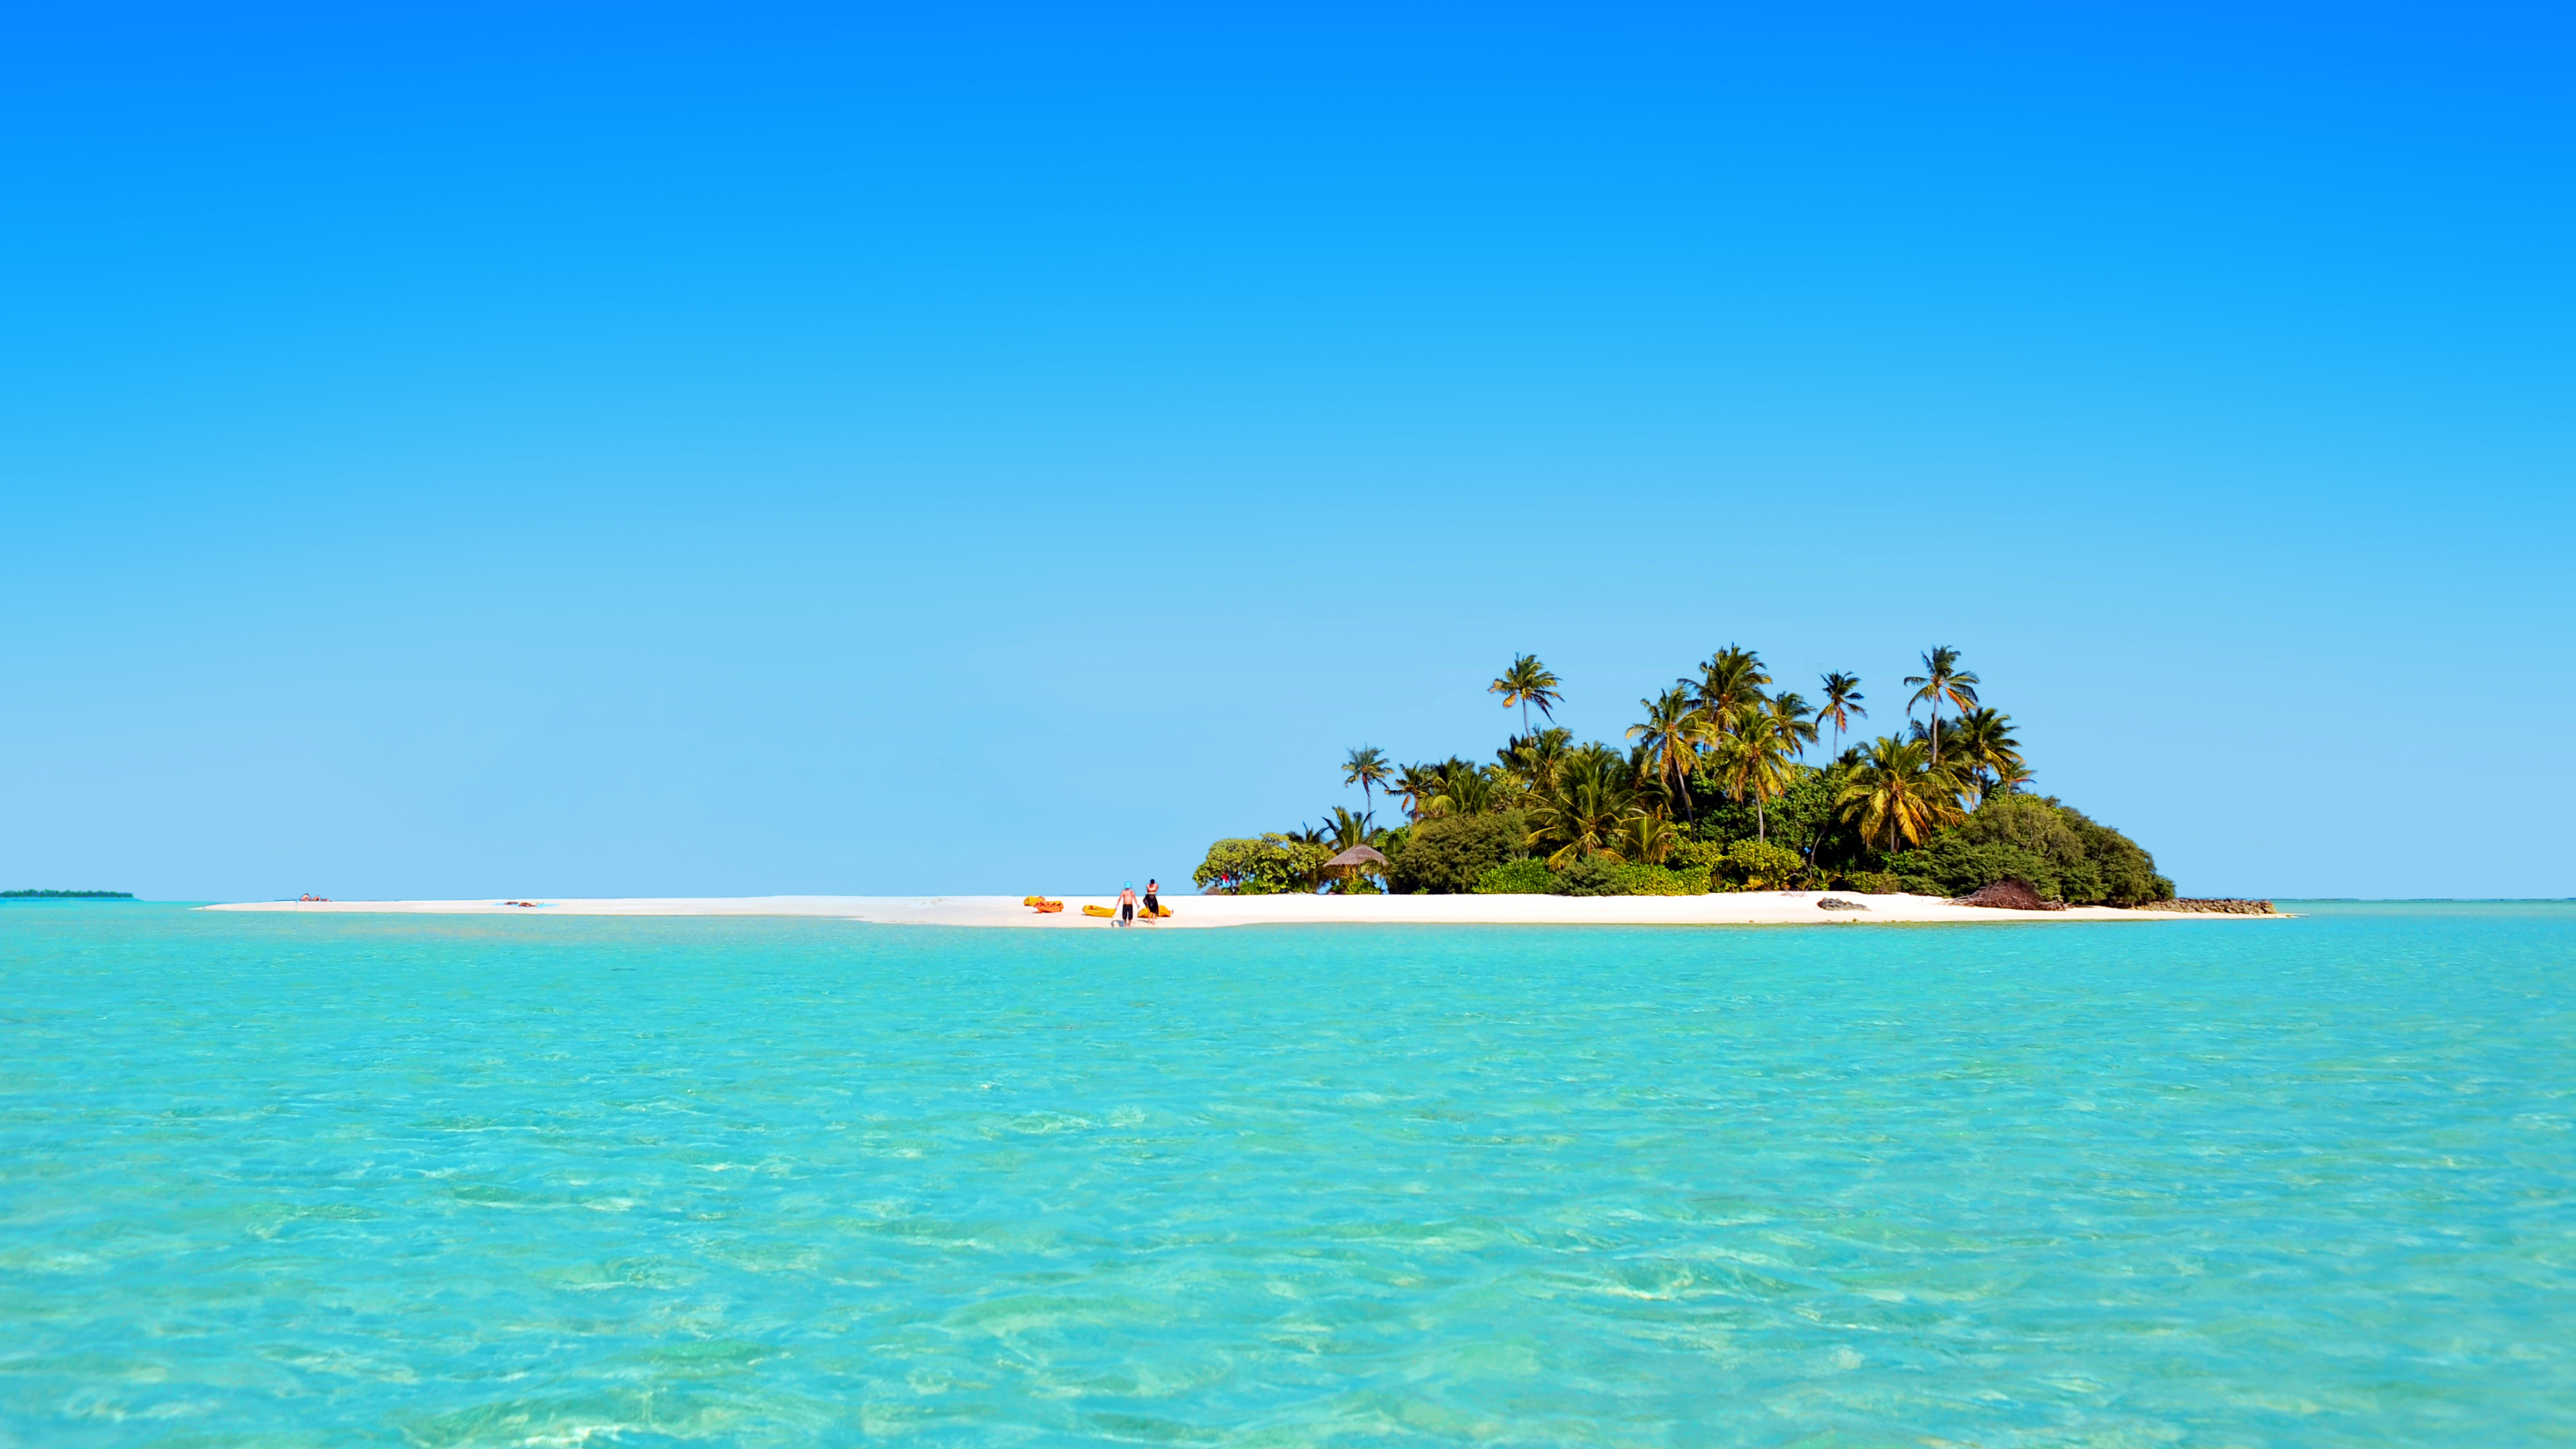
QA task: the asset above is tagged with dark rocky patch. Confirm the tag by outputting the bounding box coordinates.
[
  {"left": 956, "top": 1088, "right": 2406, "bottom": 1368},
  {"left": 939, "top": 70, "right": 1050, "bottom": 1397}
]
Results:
[
  {"left": 1951, "top": 878, "right": 2066, "bottom": 911},
  {"left": 2135, "top": 898, "right": 2277, "bottom": 915}
]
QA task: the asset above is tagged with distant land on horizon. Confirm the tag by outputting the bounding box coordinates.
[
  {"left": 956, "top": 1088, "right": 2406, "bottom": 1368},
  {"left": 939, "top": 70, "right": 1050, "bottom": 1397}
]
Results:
[{"left": 2, "top": 889, "right": 134, "bottom": 899}]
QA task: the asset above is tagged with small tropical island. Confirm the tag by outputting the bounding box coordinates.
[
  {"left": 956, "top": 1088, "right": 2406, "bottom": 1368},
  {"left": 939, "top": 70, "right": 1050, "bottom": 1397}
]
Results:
[
  {"left": 205, "top": 645, "right": 2269, "bottom": 925},
  {"left": 2, "top": 889, "right": 135, "bottom": 900},
  {"left": 1196, "top": 646, "right": 2229, "bottom": 911}
]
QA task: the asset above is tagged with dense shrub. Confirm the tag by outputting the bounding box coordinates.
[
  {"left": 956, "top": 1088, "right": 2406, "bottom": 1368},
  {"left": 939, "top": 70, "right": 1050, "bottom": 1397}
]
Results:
[
  {"left": 1472, "top": 859, "right": 1556, "bottom": 894},
  {"left": 1668, "top": 839, "right": 1730, "bottom": 874},
  {"left": 1612, "top": 863, "right": 1711, "bottom": 895},
  {"left": 1886, "top": 794, "right": 2174, "bottom": 905},
  {"left": 1882, "top": 838, "right": 2063, "bottom": 900},
  {"left": 1192, "top": 836, "right": 1331, "bottom": 895},
  {"left": 1472, "top": 858, "right": 1711, "bottom": 895},
  {"left": 1391, "top": 810, "right": 1527, "bottom": 894},
  {"left": 1713, "top": 839, "right": 1804, "bottom": 890},
  {"left": 2057, "top": 810, "right": 2173, "bottom": 906},
  {"left": 1550, "top": 855, "right": 1625, "bottom": 896}
]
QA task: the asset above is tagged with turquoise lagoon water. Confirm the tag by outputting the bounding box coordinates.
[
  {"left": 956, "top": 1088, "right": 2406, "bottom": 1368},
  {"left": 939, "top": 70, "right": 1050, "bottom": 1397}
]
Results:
[{"left": 1, "top": 904, "right": 2569, "bottom": 1447}]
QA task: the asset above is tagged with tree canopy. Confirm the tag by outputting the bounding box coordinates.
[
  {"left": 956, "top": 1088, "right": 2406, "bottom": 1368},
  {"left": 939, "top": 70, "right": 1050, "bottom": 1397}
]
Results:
[{"left": 1195, "top": 647, "right": 2174, "bottom": 904}]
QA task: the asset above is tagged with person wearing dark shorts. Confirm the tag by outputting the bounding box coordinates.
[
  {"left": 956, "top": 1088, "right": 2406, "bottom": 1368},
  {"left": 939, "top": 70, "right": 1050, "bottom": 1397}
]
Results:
[{"left": 1118, "top": 882, "right": 1138, "bottom": 924}]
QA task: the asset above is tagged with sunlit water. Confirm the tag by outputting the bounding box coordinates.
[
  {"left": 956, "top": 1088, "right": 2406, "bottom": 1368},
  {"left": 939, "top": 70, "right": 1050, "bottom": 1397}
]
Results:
[{"left": 2, "top": 903, "right": 2569, "bottom": 1446}]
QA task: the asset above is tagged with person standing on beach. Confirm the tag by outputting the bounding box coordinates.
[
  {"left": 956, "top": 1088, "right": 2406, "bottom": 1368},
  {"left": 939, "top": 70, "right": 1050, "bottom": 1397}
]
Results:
[
  {"left": 1117, "top": 881, "right": 1138, "bottom": 925},
  {"left": 1143, "top": 879, "right": 1161, "bottom": 917}
]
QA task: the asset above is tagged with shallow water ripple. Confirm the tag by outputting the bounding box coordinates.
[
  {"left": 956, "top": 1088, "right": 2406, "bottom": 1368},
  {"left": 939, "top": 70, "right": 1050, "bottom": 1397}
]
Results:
[{"left": 1, "top": 903, "right": 2569, "bottom": 1445}]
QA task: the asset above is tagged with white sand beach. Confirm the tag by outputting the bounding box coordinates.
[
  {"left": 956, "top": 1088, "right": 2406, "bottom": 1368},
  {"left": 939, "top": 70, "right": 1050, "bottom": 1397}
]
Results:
[{"left": 201, "top": 893, "right": 2268, "bottom": 926}]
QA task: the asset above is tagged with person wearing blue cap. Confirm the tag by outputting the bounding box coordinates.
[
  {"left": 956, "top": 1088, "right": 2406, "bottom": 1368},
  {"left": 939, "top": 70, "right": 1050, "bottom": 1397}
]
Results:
[{"left": 1117, "top": 881, "right": 1139, "bottom": 926}]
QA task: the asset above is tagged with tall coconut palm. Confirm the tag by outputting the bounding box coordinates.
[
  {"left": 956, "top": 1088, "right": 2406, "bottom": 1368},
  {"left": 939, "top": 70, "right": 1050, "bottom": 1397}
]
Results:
[
  {"left": 1711, "top": 702, "right": 1799, "bottom": 843},
  {"left": 1623, "top": 740, "right": 1668, "bottom": 816},
  {"left": 1766, "top": 690, "right": 1821, "bottom": 758},
  {"left": 1390, "top": 763, "right": 1442, "bottom": 821},
  {"left": 1817, "top": 672, "right": 1866, "bottom": 758},
  {"left": 1686, "top": 645, "right": 1770, "bottom": 740},
  {"left": 1941, "top": 707, "right": 2024, "bottom": 808},
  {"left": 1625, "top": 685, "right": 1703, "bottom": 822},
  {"left": 1526, "top": 749, "right": 1632, "bottom": 866},
  {"left": 1490, "top": 654, "right": 1563, "bottom": 737},
  {"left": 1834, "top": 736, "right": 1963, "bottom": 853},
  {"left": 1902, "top": 647, "right": 1980, "bottom": 766},
  {"left": 1341, "top": 746, "right": 1390, "bottom": 810}
]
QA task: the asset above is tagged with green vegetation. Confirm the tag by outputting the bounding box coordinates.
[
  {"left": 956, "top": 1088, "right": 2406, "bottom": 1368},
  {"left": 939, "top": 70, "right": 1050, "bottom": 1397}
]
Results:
[
  {"left": 1471, "top": 859, "right": 1558, "bottom": 894},
  {"left": 1, "top": 889, "right": 133, "bottom": 899},
  {"left": 1196, "top": 645, "right": 2173, "bottom": 904},
  {"left": 1389, "top": 811, "right": 1526, "bottom": 896},
  {"left": 1880, "top": 794, "right": 2171, "bottom": 906},
  {"left": 1191, "top": 837, "right": 1333, "bottom": 895}
]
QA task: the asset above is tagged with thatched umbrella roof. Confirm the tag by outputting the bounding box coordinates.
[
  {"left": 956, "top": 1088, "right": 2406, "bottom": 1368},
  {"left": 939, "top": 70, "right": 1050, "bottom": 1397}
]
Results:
[{"left": 1323, "top": 845, "right": 1389, "bottom": 871}]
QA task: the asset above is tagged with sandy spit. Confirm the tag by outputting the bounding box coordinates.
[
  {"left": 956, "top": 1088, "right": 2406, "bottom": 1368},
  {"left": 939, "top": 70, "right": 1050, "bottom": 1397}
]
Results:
[{"left": 198, "top": 893, "right": 2276, "bottom": 927}]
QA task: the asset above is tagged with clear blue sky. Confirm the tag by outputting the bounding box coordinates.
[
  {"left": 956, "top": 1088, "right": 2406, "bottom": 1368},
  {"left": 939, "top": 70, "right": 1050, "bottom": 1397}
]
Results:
[{"left": 3, "top": 2, "right": 2569, "bottom": 901}]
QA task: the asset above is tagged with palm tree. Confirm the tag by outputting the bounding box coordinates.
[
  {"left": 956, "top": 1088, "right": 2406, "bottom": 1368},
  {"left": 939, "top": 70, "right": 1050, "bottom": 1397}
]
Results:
[
  {"left": 1625, "top": 685, "right": 1702, "bottom": 823},
  {"left": 1817, "top": 672, "right": 1866, "bottom": 759},
  {"left": 1341, "top": 746, "right": 1390, "bottom": 810},
  {"left": 1902, "top": 646, "right": 1980, "bottom": 767},
  {"left": 1328, "top": 805, "right": 1404, "bottom": 893},
  {"left": 1834, "top": 736, "right": 1963, "bottom": 853},
  {"left": 1390, "top": 763, "right": 1442, "bottom": 821},
  {"left": 1941, "top": 707, "right": 2024, "bottom": 808},
  {"left": 1499, "top": 726, "right": 1572, "bottom": 796},
  {"left": 1611, "top": 811, "right": 1680, "bottom": 866},
  {"left": 1686, "top": 645, "right": 1769, "bottom": 739},
  {"left": 1321, "top": 806, "right": 1384, "bottom": 867},
  {"left": 1324, "top": 805, "right": 1377, "bottom": 851},
  {"left": 1491, "top": 654, "right": 1563, "bottom": 737},
  {"left": 1711, "top": 703, "right": 1799, "bottom": 843},
  {"left": 1428, "top": 759, "right": 1496, "bottom": 818},
  {"left": 1525, "top": 749, "right": 1632, "bottom": 866},
  {"left": 1766, "top": 690, "right": 1820, "bottom": 758}
]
